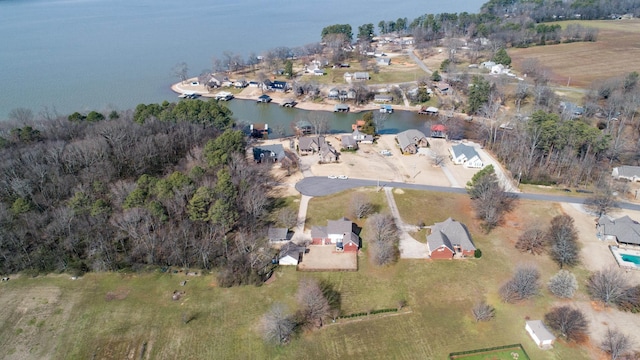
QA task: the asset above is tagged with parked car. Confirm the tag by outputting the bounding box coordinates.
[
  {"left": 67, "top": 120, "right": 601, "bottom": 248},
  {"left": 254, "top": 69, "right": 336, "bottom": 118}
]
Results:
[
  {"left": 337, "top": 175, "right": 348, "bottom": 180},
  {"left": 328, "top": 175, "right": 337, "bottom": 179}
]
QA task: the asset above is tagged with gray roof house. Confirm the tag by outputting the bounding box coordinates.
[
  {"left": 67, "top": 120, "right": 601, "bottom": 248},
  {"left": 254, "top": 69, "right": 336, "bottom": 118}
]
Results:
[
  {"left": 597, "top": 215, "right": 640, "bottom": 245},
  {"left": 253, "top": 144, "right": 285, "bottom": 163},
  {"left": 298, "top": 136, "right": 326, "bottom": 153},
  {"left": 311, "top": 217, "right": 360, "bottom": 250},
  {"left": 426, "top": 218, "right": 476, "bottom": 259},
  {"left": 341, "top": 135, "right": 358, "bottom": 150},
  {"left": 450, "top": 144, "right": 483, "bottom": 168},
  {"left": 612, "top": 166, "right": 640, "bottom": 182},
  {"left": 374, "top": 94, "right": 393, "bottom": 103},
  {"left": 396, "top": 129, "right": 428, "bottom": 154},
  {"left": 352, "top": 129, "right": 374, "bottom": 143},
  {"left": 319, "top": 142, "right": 339, "bottom": 163},
  {"left": 278, "top": 242, "right": 305, "bottom": 266},
  {"left": 268, "top": 227, "right": 290, "bottom": 242}
]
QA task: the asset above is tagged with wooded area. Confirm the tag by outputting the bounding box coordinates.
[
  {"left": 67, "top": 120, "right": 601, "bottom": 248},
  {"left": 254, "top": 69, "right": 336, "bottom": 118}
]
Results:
[{"left": 0, "top": 100, "right": 277, "bottom": 285}]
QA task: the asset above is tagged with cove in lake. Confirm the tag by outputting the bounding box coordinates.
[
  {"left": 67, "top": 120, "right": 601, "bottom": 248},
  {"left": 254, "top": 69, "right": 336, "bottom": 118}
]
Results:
[{"left": 0, "top": 0, "right": 485, "bottom": 123}]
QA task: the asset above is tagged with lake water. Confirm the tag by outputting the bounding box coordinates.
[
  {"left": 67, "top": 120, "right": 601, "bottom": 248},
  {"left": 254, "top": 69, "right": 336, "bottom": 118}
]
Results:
[{"left": 0, "top": 0, "right": 486, "bottom": 128}]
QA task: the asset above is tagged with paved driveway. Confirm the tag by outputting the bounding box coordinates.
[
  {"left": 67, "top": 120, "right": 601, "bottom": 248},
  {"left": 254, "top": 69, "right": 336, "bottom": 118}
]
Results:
[{"left": 384, "top": 187, "right": 428, "bottom": 259}]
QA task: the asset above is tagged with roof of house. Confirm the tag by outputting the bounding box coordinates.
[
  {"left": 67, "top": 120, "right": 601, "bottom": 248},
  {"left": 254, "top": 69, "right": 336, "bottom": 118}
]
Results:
[
  {"left": 311, "top": 226, "right": 327, "bottom": 239},
  {"left": 340, "top": 232, "right": 360, "bottom": 247},
  {"left": 253, "top": 144, "right": 285, "bottom": 162},
  {"left": 526, "top": 320, "right": 556, "bottom": 342},
  {"left": 374, "top": 94, "right": 393, "bottom": 101},
  {"left": 319, "top": 143, "right": 338, "bottom": 158},
  {"left": 258, "top": 94, "right": 271, "bottom": 100},
  {"left": 334, "top": 104, "right": 350, "bottom": 110},
  {"left": 327, "top": 217, "right": 353, "bottom": 235},
  {"left": 299, "top": 136, "right": 326, "bottom": 151},
  {"left": 268, "top": 227, "right": 289, "bottom": 241},
  {"left": 427, "top": 218, "right": 476, "bottom": 253},
  {"left": 279, "top": 241, "right": 304, "bottom": 259},
  {"left": 451, "top": 144, "right": 480, "bottom": 161},
  {"left": 353, "top": 72, "right": 370, "bottom": 79},
  {"left": 341, "top": 135, "right": 357, "bottom": 148},
  {"left": 396, "top": 129, "right": 427, "bottom": 151},
  {"left": 598, "top": 215, "right": 640, "bottom": 245},
  {"left": 272, "top": 81, "right": 287, "bottom": 89},
  {"left": 614, "top": 166, "right": 640, "bottom": 178}
]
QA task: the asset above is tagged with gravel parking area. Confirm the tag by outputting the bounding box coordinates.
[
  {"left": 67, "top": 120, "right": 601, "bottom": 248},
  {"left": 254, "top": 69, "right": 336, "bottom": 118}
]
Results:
[{"left": 297, "top": 245, "right": 358, "bottom": 271}]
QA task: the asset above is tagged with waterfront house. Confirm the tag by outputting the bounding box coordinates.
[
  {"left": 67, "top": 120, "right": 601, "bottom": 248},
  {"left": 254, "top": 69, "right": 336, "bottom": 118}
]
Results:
[
  {"left": 341, "top": 135, "right": 358, "bottom": 150},
  {"left": 396, "top": 129, "right": 428, "bottom": 154},
  {"left": 450, "top": 144, "right": 483, "bottom": 168},
  {"left": 298, "top": 135, "right": 326, "bottom": 154},
  {"left": 252, "top": 144, "right": 285, "bottom": 163},
  {"left": 257, "top": 94, "right": 272, "bottom": 103},
  {"left": 374, "top": 94, "right": 393, "bottom": 103}
]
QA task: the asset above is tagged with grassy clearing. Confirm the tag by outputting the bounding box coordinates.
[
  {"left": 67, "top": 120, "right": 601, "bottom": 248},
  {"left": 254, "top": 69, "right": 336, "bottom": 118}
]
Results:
[
  {"left": 305, "top": 188, "right": 388, "bottom": 229},
  {"left": 0, "top": 190, "right": 596, "bottom": 359},
  {"left": 509, "top": 19, "right": 640, "bottom": 87}
]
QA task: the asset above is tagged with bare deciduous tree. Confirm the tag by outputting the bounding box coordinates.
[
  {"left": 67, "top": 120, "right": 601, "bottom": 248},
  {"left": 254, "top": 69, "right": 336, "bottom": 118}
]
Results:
[
  {"left": 516, "top": 226, "right": 546, "bottom": 255},
  {"left": 261, "top": 302, "right": 295, "bottom": 345},
  {"left": 351, "top": 193, "right": 373, "bottom": 219},
  {"left": 172, "top": 62, "right": 189, "bottom": 84},
  {"left": 544, "top": 306, "right": 588, "bottom": 342},
  {"left": 296, "top": 278, "right": 331, "bottom": 328},
  {"left": 585, "top": 181, "right": 617, "bottom": 217},
  {"left": 601, "top": 328, "right": 633, "bottom": 360},
  {"left": 546, "top": 215, "right": 579, "bottom": 269},
  {"left": 587, "top": 267, "right": 630, "bottom": 306},
  {"left": 277, "top": 207, "right": 299, "bottom": 229},
  {"left": 548, "top": 270, "right": 578, "bottom": 298},
  {"left": 366, "top": 213, "right": 399, "bottom": 266},
  {"left": 430, "top": 141, "right": 447, "bottom": 167},
  {"left": 472, "top": 300, "right": 495, "bottom": 322},
  {"left": 499, "top": 265, "right": 540, "bottom": 303}
]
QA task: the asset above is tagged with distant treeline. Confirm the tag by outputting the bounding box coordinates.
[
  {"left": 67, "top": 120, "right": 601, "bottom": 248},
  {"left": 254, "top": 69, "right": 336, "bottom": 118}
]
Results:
[{"left": 0, "top": 100, "right": 277, "bottom": 286}]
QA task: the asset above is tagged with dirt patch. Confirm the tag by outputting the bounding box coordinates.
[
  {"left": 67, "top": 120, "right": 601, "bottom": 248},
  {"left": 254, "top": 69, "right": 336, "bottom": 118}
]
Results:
[
  {"left": 105, "top": 287, "right": 131, "bottom": 301},
  {"left": 297, "top": 245, "right": 358, "bottom": 271}
]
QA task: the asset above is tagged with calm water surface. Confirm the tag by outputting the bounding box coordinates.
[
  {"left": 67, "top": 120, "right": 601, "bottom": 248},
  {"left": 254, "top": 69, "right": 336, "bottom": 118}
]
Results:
[{"left": 0, "top": 0, "right": 485, "bottom": 127}]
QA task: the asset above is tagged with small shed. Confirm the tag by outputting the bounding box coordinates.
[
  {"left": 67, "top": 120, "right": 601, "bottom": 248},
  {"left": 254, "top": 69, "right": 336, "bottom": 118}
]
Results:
[
  {"left": 257, "top": 94, "right": 272, "bottom": 103},
  {"left": 525, "top": 320, "right": 555, "bottom": 349}
]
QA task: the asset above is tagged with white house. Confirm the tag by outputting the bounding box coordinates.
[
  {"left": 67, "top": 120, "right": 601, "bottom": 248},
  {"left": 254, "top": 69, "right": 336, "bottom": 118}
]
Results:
[
  {"left": 278, "top": 242, "right": 303, "bottom": 266},
  {"left": 450, "top": 144, "right": 483, "bottom": 168},
  {"left": 612, "top": 166, "right": 640, "bottom": 182},
  {"left": 525, "top": 320, "right": 555, "bottom": 349}
]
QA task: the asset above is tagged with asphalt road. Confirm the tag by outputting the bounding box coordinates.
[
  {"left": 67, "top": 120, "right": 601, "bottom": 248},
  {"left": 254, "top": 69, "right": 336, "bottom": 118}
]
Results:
[{"left": 295, "top": 177, "right": 640, "bottom": 211}]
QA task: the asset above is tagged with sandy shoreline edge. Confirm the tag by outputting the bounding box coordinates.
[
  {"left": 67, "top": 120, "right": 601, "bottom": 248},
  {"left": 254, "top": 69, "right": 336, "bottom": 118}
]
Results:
[{"left": 171, "top": 78, "right": 421, "bottom": 114}]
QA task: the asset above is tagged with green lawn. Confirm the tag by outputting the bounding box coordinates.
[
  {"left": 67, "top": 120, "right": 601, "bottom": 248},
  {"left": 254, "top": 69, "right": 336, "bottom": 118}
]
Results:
[{"left": 0, "top": 189, "right": 594, "bottom": 360}]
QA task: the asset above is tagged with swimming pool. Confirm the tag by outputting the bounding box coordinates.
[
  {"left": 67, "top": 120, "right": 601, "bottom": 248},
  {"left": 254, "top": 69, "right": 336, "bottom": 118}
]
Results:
[
  {"left": 610, "top": 246, "right": 640, "bottom": 270},
  {"left": 621, "top": 254, "right": 640, "bottom": 265}
]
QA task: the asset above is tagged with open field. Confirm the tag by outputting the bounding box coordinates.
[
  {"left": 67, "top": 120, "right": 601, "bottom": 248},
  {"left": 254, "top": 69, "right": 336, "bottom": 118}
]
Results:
[
  {"left": 1, "top": 189, "right": 610, "bottom": 360},
  {"left": 510, "top": 19, "right": 640, "bottom": 87}
]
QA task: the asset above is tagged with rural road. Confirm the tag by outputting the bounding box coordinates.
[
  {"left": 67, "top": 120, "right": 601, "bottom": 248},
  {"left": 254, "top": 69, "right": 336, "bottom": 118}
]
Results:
[
  {"left": 407, "top": 48, "right": 433, "bottom": 75},
  {"left": 295, "top": 177, "right": 640, "bottom": 211}
]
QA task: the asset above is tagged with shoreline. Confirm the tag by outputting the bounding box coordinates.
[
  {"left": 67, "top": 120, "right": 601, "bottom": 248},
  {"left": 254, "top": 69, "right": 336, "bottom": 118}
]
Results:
[{"left": 171, "top": 78, "right": 422, "bottom": 114}]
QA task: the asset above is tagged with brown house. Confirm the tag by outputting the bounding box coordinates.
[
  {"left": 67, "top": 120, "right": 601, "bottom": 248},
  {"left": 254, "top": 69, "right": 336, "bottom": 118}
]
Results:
[
  {"left": 427, "top": 218, "right": 476, "bottom": 259},
  {"left": 396, "top": 129, "right": 428, "bottom": 154}
]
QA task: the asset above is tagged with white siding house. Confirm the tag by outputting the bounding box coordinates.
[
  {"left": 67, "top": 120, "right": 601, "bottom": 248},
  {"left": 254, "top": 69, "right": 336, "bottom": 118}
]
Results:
[{"left": 450, "top": 144, "right": 483, "bottom": 168}]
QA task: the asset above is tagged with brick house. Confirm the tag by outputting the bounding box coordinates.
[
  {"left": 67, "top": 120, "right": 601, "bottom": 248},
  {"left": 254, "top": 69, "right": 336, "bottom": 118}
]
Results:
[{"left": 311, "top": 217, "right": 360, "bottom": 252}]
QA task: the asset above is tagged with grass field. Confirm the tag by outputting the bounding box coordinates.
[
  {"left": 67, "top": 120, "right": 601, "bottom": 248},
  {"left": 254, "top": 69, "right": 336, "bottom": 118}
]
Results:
[
  {"left": 509, "top": 19, "right": 640, "bottom": 87},
  {"left": 0, "top": 190, "right": 596, "bottom": 360}
]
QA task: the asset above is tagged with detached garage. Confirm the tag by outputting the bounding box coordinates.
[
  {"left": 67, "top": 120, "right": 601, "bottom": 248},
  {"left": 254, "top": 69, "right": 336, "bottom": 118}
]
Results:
[{"left": 525, "top": 320, "right": 555, "bottom": 349}]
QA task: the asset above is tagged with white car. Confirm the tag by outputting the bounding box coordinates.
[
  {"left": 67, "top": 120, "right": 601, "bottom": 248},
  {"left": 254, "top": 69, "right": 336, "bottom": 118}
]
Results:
[
  {"left": 328, "top": 175, "right": 337, "bottom": 179},
  {"left": 337, "top": 175, "right": 348, "bottom": 180}
]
